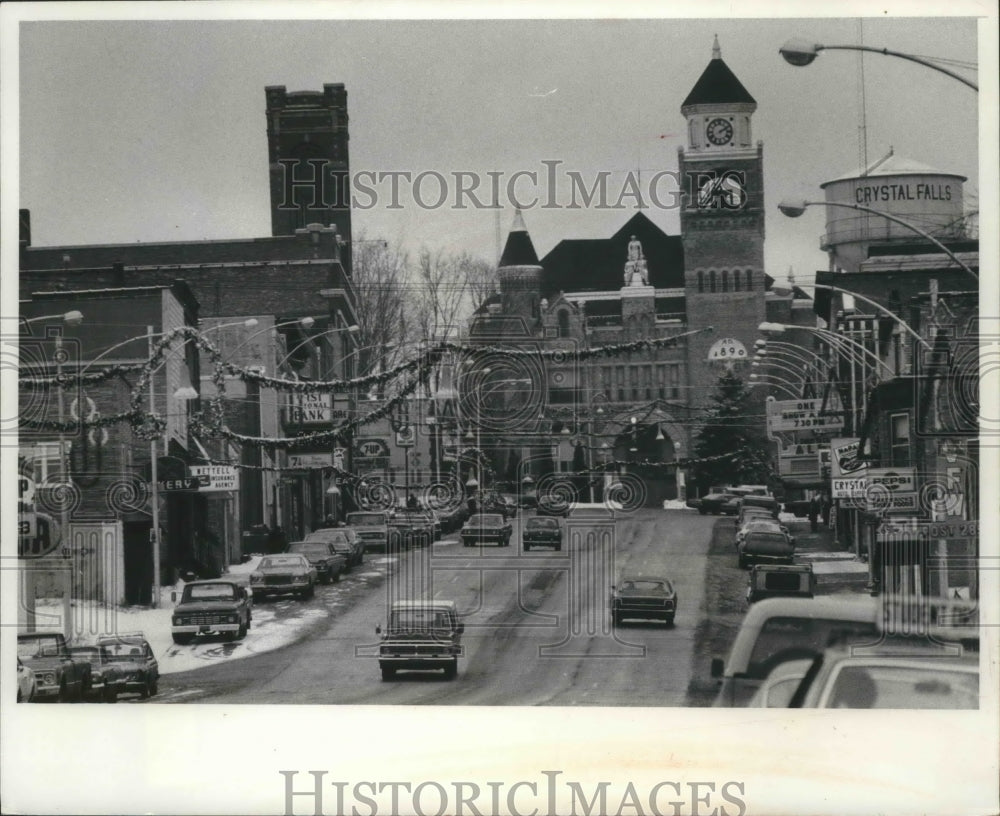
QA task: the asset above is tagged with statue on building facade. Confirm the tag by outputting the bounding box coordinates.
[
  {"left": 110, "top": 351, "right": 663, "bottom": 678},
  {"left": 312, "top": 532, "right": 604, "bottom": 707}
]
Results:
[{"left": 623, "top": 235, "right": 649, "bottom": 287}]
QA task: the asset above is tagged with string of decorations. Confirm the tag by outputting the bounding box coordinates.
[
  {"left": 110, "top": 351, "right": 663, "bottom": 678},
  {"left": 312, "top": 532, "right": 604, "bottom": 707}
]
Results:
[{"left": 20, "top": 362, "right": 147, "bottom": 387}]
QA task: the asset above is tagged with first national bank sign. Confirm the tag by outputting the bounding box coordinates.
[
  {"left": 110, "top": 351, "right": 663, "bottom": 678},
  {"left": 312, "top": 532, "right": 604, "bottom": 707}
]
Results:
[{"left": 285, "top": 392, "right": 351, "bottom": 426}]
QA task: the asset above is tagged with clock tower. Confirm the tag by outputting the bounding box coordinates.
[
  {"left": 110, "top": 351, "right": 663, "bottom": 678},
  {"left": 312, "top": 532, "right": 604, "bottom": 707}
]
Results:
[{"left": 679, "top": 37, "right": 766, "bottom": 409}]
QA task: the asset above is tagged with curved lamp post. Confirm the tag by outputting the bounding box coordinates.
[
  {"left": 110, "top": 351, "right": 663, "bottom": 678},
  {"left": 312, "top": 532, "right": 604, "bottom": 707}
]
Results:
[
  {"left": 759, "top": 322, "right": 897, "bottom": 374},
  {"left": 748, "top": 375, "right": 799, "bottom": 400},
  {"left": 778, "top": 199, "right": 978, "bottom": 285},
  {"left": 22, "top": 309, "right": 84, "bottom": 328},
  {"left": 779, "top": 38, "right": 978, "bottom": 91}
]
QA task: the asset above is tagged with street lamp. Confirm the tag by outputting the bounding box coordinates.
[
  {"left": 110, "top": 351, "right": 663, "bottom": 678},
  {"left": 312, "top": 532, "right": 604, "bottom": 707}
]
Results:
[
  {"left": 778, "top": 199, "right": 978, "bottom": 284},
  {"left": 778, "top": 37, "right": 978, "bottom": 91},
  {"left": 22, "top": 310, "right": 84, "bottom": 328},
  {"left": 748, "top": 378, "right": 799, "bottom": 399}
]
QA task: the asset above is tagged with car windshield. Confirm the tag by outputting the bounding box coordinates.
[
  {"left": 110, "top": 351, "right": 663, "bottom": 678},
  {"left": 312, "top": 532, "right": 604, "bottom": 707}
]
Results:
[
  {"left": 100, "top": 641, "right": 147, "bottom": 660},
  {"left": 747, "top": 617, "right": 878, "bottom": 678},
  {"left": 18, "top": 636, "right": 61, "bottom": 658},
  {"left": 527, "top": 518, "right": 558, "bottom": 529},
  {"left": 260, "top": 555, "right": 308, "bottom": 569},
  {"left": 620, "top": 580, "right": 670, "bottom": 593},
  {"left": 69, "top": 647, "right": 104, "bottom": 662},
  {"left": 289, "top": 544, "right": 330, "bottom": 558},
  {"left": 389, "top": 609, "right": 454, "bottom": 631},
  {"left": 468, "top": 515, "right": 502, "bottom": 527},
  {"left": 306, "top": 530, "right": 350, "bottom": 544},
  {"left": 822, "top": 663, "right": 979, "bottom": 709},
  {"left": 347, "top": 514, "right": 384, "bottom": 525},
  {"left": 187, "top": 583, "right": 237, "bottom": 601}
]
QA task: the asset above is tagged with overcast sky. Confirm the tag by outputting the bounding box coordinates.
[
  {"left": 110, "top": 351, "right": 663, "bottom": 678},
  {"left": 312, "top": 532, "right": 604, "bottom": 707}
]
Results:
[{"left": 11, "top": 11, "right": 986, "bottom": 290}]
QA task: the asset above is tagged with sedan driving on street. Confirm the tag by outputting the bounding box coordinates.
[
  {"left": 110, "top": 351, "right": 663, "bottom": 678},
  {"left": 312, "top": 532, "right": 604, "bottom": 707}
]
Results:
[
  {"left": 250, "top": 553, "right": 317, "bottom": 600},
  {"left": 610, "top": 576, "right": 677, "bottom": 626},
  {"left": 460, "top": 513, "right": 513, "bottom": 547},
  {"left": 522, "top": 516, "right": 563, "bottom": 551}
]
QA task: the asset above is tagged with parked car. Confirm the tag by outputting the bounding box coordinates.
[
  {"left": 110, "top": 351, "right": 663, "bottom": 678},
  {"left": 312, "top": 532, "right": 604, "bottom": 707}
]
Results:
[
  {"left": 288, "top": 540, "right": 348, "bottom": 583},
  {"left": 735, "top": 518, "right": 793, "bottom": 550},
  {"left": 376, "top": 600, "right": 465, "bottom": 681},
  {"left": 16, "top": 657, "right": 36, "bottom": 703},
  {"left": 738, "top": 529, "right": 796, "bottom": 569},
  {"left": 737, "top": 494, "right": 781, "bottom": 518},
  {"left": 746, "top": 564, "right": 815, "bottom": 605},
  {"left": 460, "top": 513, "right": 513, "bottom": 547},
  {"left": 736, "top": 505, "right": 779, "bottom": 528},
  {"left": 17, "top": 631, "right": 91, "bottom": 702},
  {"left": 68, "top": 645, "right": 124, "bottom": 703},
  {"left": 697, "top": 492, "right": 740, "bottom": 515},
  {"left": 791, "top": 642, "right": 979, "bottom": 709},
  {"left": 96, "top": 632, "right": 159, "bottom": 699},
  {"left": 171, "top": 579, "right": 254, "bottom": 643},
  {"left": 250, "top": 553, "right": 317, "bottom": 599},
  {"left": 610, "top": 575, "right": 677, "bottom": 626},
  {"left": 522, "top": 516, "right": 563, "bottom": 551},
  {"left": 305, "top": 528, "right": 365, "bottom": 568}
]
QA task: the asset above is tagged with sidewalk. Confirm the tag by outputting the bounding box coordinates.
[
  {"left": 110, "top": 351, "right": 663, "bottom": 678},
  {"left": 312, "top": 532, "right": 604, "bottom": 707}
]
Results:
[{"left": 781, "top": 517, "right": 871, "bottom": 596}]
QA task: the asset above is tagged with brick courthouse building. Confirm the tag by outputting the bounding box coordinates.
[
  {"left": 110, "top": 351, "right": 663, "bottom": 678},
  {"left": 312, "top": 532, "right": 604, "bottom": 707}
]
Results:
[{"left": 466, "top": 40, "right": 810, "bottom": 505}]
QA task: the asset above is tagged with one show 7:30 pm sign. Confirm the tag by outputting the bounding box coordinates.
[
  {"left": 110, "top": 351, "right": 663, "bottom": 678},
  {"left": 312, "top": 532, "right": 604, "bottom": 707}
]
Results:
[{"left": 765, "top": 397, "right": 845, "bottom": 435}]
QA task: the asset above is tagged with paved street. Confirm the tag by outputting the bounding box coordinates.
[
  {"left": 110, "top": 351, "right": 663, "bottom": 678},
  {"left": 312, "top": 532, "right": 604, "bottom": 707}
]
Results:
[{"left": 157, "top": 509, "right": 727, "bottom": 705}]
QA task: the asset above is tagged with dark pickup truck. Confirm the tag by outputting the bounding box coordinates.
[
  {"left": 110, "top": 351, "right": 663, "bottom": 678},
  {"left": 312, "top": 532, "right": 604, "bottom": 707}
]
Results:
[
  {"left": 172, "top": 579, "right": 253, "bottom": 644},
  {"left": 17, "top": 631, "right": 92, "bottom": 702}
]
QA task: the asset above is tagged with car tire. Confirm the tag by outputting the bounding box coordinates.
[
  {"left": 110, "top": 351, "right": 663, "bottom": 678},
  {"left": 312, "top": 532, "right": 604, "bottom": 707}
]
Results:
[
  {"left": 172, "top": 633, "right": 194, "bottom": 645},
  {"left": 523, "top": 543, "right": 531, "bottom": 551},
  {"left": 140, "top": 679, "right": 150, "bottom": 699},
  {"left": 149, "top": 679, "right": 158, "bottom": 697},
  {"left": 666, "top": 615, "right": 675, "bottom": 627},
  {"left": 443, "top": 660, "right": 458, "bottom": 681},
  {"left": 58, "top": 679, "right": 70, "bottom": 703},
  {"left": 555, "top": 544, "right": 562, "bottom": 551},
  {"left": 699, "top": 508, "right": 707, "bottom": 515},
  {"left": 333, "top": 571, "right": 341, "bottom": 583},
  {"left": 738, "top": 554, "right": 748, "bottom": 569},
  {"left": 380, "top": 666, "right": 396, "bottom": 682},
  {"left": 105, "top": 686, "right": 118, "bottom": 704},
  {"left": 613, "top": 612, "right": 623, "bottom": 626}
]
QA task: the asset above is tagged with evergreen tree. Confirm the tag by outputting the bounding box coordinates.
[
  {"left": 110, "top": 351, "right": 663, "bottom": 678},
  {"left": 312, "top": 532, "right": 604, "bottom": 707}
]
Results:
[{"left": 691, "top": 372, "right": 772, "bottom": 489}]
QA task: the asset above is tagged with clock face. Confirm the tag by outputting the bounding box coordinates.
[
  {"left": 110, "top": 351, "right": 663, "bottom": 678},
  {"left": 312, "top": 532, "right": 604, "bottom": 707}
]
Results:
[
  {"left": 706, "top": 118, "right": 734, "bottom": 146},
  {"left": 697, "top": 173, "right": 746, "bottom": 209}
]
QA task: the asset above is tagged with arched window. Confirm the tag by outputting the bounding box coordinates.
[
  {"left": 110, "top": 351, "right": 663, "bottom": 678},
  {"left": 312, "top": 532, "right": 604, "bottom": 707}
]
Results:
[
  {"left": 733, "top": 269, "right": 742, "bottom": 291},
  {"left": 697, "top": 271, "right": 705, "bottom": 293},
  {"left": 721, "top": 270, "right": 729, "bottom": 292},
  {"left": 709, "top": 271, "right": 717, "bottom": 293},
  {"left": 558, "top": 309, "right": 570, "bottom": 337},
  {"left": 745, "top": 270, "right": 753, "bottom": 290}
]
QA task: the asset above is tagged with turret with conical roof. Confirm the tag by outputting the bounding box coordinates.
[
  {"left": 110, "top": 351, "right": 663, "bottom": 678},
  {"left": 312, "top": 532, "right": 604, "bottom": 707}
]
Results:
[{"left": 497, "top": 209, "right": 543, "bottom": 320}]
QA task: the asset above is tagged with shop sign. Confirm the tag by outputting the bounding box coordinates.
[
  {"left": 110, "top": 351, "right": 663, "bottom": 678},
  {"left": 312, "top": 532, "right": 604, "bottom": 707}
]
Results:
[
  {"left": 190, "top": 465, "right": 239, "bottom": 492},
  {"left": 287, "top": 453, "right": 334, "bottom": 469},
  {"left": 877, "top": 518, "right": 979, "bottom": 543},
  {"left": 832, "top": 477, "right": 867, "bottom": 500}
]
